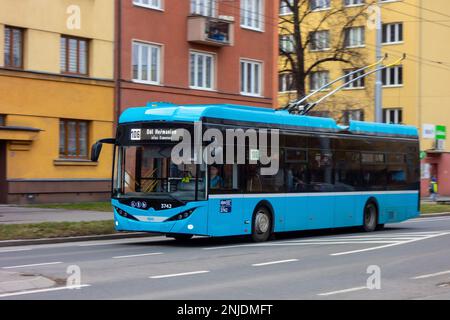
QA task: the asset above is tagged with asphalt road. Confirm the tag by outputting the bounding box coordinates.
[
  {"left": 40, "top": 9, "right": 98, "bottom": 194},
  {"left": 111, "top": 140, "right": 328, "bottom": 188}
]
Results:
[{"left": 1, "top": 216, "right": 450, "bottom": 300}]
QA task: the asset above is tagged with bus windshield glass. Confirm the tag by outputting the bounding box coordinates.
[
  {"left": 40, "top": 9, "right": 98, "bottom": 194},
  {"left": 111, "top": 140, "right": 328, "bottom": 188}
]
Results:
[{"left": 113, "top": 145, "right": 206, "bottom": 202}]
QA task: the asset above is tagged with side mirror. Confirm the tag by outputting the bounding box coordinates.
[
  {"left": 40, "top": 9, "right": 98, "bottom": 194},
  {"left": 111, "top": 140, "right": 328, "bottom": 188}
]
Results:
[
  {"left": 91, "top": 142, "right": 103, "bottom": 162},
  {"left": 90, "top": 138, "right": 116, "bottom": 162}
]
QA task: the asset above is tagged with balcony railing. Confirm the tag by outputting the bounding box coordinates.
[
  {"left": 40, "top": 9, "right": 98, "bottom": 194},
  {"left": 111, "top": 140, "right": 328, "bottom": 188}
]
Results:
[{"left": 187, "top": 15, "right": 235, "bottom": 47}]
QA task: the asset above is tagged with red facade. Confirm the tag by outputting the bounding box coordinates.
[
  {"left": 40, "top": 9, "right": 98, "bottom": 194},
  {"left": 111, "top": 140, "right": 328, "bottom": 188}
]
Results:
[{"left": 116, "top": 0, "right": 279, "bottom": 117}]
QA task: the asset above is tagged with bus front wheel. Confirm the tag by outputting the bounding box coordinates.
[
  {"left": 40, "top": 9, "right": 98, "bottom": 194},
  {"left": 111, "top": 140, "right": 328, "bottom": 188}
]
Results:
[
  {"left": 251, "top": 206, "right": 272, "bottom": 242},
  {"left": 362, "top": 202, "right": 378, "bottom": 232}
]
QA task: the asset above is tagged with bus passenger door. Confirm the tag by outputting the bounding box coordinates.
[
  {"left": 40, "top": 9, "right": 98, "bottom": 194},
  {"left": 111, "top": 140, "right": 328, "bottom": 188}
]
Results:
[{"left": 207, "top": 164, "right": 245, "bottom": 236}]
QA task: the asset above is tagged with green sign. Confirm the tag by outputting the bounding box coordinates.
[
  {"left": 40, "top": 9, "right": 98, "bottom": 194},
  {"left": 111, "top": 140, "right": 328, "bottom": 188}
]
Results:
[
  {"left": 436, "top": 125, "right": 446, "bottom": 140},
  {"left": 420, "top": 151, "right": 427, "bottom": 160}
]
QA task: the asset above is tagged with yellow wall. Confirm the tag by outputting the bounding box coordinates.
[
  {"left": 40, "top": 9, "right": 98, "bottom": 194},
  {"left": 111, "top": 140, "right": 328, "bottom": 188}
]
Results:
[
  {"left": 279, "top": 0, "right": 450, "bottom": 151},
  {"left": 0, "top": 0, "right": 115, "bottom": 190}
]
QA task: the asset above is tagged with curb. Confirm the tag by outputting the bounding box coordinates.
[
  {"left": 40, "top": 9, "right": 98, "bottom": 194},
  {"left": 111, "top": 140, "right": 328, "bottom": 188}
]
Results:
[
  {"left": 418, "top": 212, "right": 450, "bottom": 218},
  {"left": 0, "top": 232, "right": 157, "bottom": 248}
]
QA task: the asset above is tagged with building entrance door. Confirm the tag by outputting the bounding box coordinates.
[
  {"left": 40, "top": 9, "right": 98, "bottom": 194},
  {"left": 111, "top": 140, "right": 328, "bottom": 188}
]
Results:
[{"left": 0, "top": 142, "right": 7, "bottom": 203}]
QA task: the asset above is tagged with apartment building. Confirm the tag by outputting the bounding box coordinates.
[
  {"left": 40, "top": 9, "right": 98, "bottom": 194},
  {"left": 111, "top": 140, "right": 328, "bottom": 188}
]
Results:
[
  {"left": 116, "top": 0, "right": 279, "bottom": 114},
  {"left": 278, "top": 0, "right": 450, "bottom": 197},
  {"left": 0, "top": 0, "right": 115, "bottom": 204}
]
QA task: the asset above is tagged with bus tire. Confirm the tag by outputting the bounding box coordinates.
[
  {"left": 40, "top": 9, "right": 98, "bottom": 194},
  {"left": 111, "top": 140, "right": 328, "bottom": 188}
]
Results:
[
  {"left": 362, "top": 202, "right": 378, "bottom": 232},
  {"left": 167, "top": 234, "right": 193, "bottom": 241},
  {"left": 251, "top": 206, "right": 272, "bottom": 242}
]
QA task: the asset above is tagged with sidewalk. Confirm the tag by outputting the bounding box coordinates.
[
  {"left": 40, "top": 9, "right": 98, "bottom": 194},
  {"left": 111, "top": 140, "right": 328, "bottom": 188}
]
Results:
[{"left": 0, "top": 206, "right": 113, "bottom": 225}]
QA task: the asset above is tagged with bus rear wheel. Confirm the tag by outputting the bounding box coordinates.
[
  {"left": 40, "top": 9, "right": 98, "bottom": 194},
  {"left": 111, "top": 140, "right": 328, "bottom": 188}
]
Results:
[
  {"left": 251, "top": 206, "right": 272, "bottom": 242},
  {"left": 362, "top": 202, "right": 378, "bottom": 232}
]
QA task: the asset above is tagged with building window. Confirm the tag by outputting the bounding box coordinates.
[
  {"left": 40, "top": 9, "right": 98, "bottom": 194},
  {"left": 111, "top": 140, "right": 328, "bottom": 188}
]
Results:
[
  {"left": 383, "top": 108, "right": 403, "bottom": 124},
  {"left": 0, "top": 115, "right": 5, "bottom": 126},
  {"left": 280, "top": 35, "right": 294, "bottom": 53},
  {"left": 382, "top": 65, "right": 403, "bottom": 86},
  {"left": 4, "top": 26, "right": 24, "bottom": 69},
  {"left": 133, "top": 0, "right": 162, "bottom": 10},
  {"left": 60, "top": 36, "right": 89, "bottom": 75},
  {"left": 241, "top": 0, "right": 264, "bottom": 31},
  {"left": 342, "top": 109, "right": 364, "bottom": 125},
  {"left": 344, "top": 69, "right": 365, "bottom": 89},
  {"left": 191, "top": 0, "right": 216, "bottom": 16},
  {"left": 59, "top": 120, "right": 89, "bottom": 159},
  {"left": 190, "top": 51, "right": 215, "bottom": 90},
  {"left": 309, "top": 30, "right": 330, "bottom": 51},
  {"left": 344, "top": 27, "right": 365, "bottom": 48},
  {"left": 310, "top": 0, "right": 330, "bottom": 11},
  {"left": 382, "top": 23, "right": 403, "bottom": 44},
  {"left": 344, "top": 0, "right": 365, "bottom": 6},
  {"left": 280, "top": 0, "right": 293, "bottom": 15},
  {"left": 241, "top": 59, "right": 263, "bottom": 96},
  {"left": 309, "top": 71, "right": 329, "bottom": 91},
  {"left": 279, "top": 73, "right": 295, "bottom": 92},
  {"left": 132, "top": 41, "right": 161, "bottom": 84}
]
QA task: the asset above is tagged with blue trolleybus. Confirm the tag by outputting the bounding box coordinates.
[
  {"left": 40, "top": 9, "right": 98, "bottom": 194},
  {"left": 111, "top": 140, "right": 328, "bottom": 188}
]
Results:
[{"left": 92, "top": 102, "right": 420, "bottom": 242}]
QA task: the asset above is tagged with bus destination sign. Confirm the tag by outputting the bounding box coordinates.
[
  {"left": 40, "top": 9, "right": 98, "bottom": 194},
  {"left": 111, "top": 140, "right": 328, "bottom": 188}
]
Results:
[{"left": 130, "top": 128, "right": 178, "bottom": 142}]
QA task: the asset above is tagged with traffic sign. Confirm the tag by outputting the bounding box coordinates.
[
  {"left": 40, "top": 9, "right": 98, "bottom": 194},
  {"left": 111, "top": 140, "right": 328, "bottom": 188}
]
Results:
[{"left": 436, "top": 125, "right": 446, "bottom": 140}]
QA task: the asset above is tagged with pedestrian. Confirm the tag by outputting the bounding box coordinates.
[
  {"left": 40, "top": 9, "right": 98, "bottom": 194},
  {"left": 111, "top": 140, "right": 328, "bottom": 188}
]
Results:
[{"left": 429, "top": 176, "right": 438, "bottom": 202}]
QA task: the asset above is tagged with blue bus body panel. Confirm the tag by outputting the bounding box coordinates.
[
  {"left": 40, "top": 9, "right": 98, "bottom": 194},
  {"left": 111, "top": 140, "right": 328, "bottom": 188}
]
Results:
[{"left": 119, "top": 102, "right": 419, "bottom": 138}]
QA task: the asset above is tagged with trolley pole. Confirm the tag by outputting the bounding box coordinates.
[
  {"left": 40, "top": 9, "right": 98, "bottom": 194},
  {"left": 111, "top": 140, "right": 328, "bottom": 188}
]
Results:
[{"left": 374, "top": 0, "right": 383, "bottom": 123}]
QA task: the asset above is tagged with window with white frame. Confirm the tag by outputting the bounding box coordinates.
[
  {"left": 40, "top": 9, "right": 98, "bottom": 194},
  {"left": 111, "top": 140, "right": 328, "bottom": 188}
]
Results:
[
  {"left": 279, "top": 73, "right": 295, "bottom": 92},
  {"left": 309, "top": 30, "right": 330, "bottom": 51},
  {"left": 344, "top": 27, "right": 365, "bottom": 47},
  {"left": 280, "top": 0, "right": 293, "bottom": 15},
  {"left": 344, "top": 0, "right": 365, "bottom": 6},
  {"left": 241, "top": 59, "right": 263, "bottom": 96},
  {"left": 344, "top": 69, "right": 365, "bottom": 89},
  {"left": 382, "top": 23, "right": 403, "bottom": 44},
  {"left": 383, "top": 108, "right": 403, "bottom": 124},
  {"left": 132, "top": 41, "right": 161, "bottom": 84},
  {"left": 190, "top": 51, "right": 215, "bottom": 90},
  {"left": 309, "top": 71, "right": 329, "bottom": 91},
  {"left": 241, "top": 0, "right": 264, "bottom": 31},
  {"left": 133, "top": 0, "right": 162, "bottom": 10},
  {"left": 382, "top": 65, "right": 403, "bottom": 86},
  {"left": 342, "top": 109, "right": 364, "bottom": 125},
  {"left": 309, "top": 0, "right": 330, "bottom": 11},
  {"left": 191, "top": 0, "right": 216, "bottom": 17},
  {"left": 280, "top": 35, "right": 294, "bottom": 53}
]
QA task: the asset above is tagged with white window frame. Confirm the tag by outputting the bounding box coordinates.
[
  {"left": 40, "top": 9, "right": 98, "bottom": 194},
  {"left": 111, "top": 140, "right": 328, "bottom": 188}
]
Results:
[
  {"left": 309, "top": 71, "right": 329, "bottom": 91},
  {"left": 382, "top": 23, "right": 403, "bottom": 45},
  {"left": 309, "top": 30, "right": 330, "bottom": 51},
  {"left": 310, "top": 0, "right": 331, "bottom": 12},
  {"left": 345, "top": 26, "right": 365, "bottom": 48},
  {"left": 241, "top": 0, "right": 264, "bottom": 32},
  {"left": 280, "top": 0, "right": 293, "bottom": 16},
  {"left": 133, "top": 0, "right": 163, "bottom": 11},
  {"left": 383, "top": 108, "right": 403, "bottom": 124},
  {"left": 344, "top": 0, "right": 365, "bottom": 7},
  {"left": 279, "top": 73, "right": 295, "bottom": 93},
  {"left": 382, "top": 65, "right": 403, "bottom": 87},
  {"left": 240, "top": 59, "right": 263, "bottom": 97},
  {"left": 280, "top": 34, "right": 295, "bottom": 53},
  {"left": 191, "top": 0, "right": 217, "bottom": 17},
  {"left": 132, "top": 41, "right": 162, "bottom": 85},
  {"left": 190, "top": 51, "right": 216, "bottom": 91},
  {"left": 343, "top": 69, "right": 365, "bottom": 89}
]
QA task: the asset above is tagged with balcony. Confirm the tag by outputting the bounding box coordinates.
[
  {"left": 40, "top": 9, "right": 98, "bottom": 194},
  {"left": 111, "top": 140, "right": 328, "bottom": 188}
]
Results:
[{"left": 187, "top": 15, "right": 235, "bottom": 47}]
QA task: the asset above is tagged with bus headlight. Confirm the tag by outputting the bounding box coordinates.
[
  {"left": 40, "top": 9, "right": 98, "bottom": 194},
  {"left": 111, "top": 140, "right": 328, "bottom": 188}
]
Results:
[
  {"left": 115, "top": 207, "right": 139, "bottom": 221},
  {"left": 166, "top": 209, "right": 196, "bottom": 222}
]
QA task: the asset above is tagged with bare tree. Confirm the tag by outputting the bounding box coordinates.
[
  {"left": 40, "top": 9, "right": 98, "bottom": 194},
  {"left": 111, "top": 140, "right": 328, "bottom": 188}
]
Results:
[{"left": 279, "top": 0, "right": 375, "bottom": 106}]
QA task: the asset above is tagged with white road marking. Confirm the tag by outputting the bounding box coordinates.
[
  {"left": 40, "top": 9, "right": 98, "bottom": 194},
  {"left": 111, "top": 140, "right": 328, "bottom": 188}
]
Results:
[
  {"left": 0, "top": 285, "right": 91, "bottom": 298},
  {"left": 331, "top": 232, "right": 450, "bottom": 256},
  {"left": 150, "top": 271, "right": 210, "bottom": 279},
  {"left": 411, "top": 270, "right": 450, "bottom": 280},
  {"left": 2, "top": 262, "right": 63, "bottom": 269},
  {"left": 112, "top": 252, "right": 163, "bottom": 259},
  {"left": 318, "top": 286, "right": 368, "bottom": 296},
  {"left": 0, "top": 248, "right": 33, "bottom": 254},
  {"left": 406, "top": 217, "right": 450, "bottom": 223},
  {"left": 252, "top": 259, "right": 299, "bottom": 267},
  {"left": 79, "top": 241, "right": 129, "bottom": 247}
]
